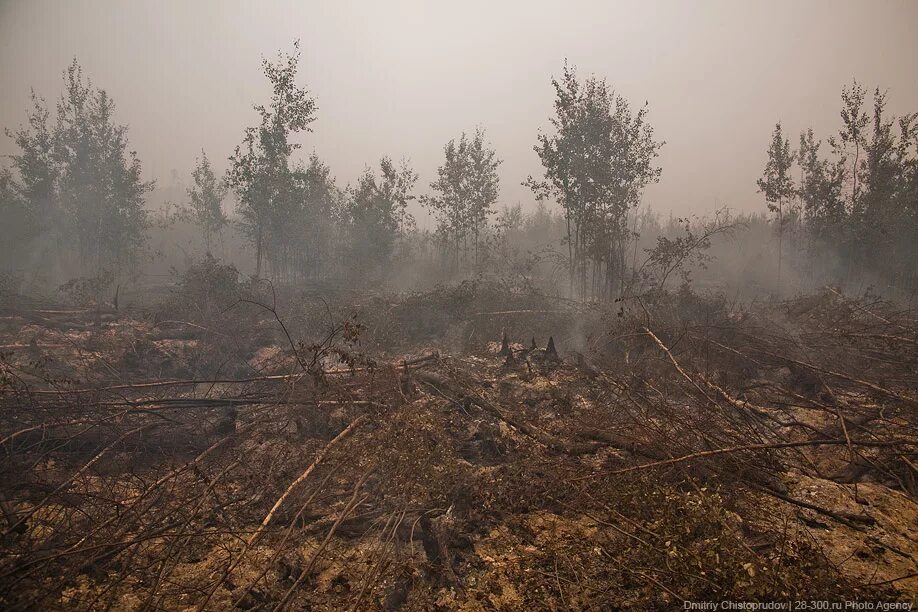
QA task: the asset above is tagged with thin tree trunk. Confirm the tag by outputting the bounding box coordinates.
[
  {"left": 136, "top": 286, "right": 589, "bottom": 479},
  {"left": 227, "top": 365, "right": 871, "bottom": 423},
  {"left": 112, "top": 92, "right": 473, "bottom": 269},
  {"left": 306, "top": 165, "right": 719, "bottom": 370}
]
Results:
[
  {"left": 566, "top": 213, "right": 574, "bottom": 300},
  {"left": 256, "top": 223, "right": 263, "bottom": 278},
  {"left": 777, "top": 199, "right": 783, "bottom": 296}
]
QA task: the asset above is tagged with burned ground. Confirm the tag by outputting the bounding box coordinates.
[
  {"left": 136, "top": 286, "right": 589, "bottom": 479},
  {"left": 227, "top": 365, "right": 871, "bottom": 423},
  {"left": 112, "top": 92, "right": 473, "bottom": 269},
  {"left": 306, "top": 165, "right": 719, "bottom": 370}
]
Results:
[{"left": 0, "top": 281, "right": 915, "bottom": 610}]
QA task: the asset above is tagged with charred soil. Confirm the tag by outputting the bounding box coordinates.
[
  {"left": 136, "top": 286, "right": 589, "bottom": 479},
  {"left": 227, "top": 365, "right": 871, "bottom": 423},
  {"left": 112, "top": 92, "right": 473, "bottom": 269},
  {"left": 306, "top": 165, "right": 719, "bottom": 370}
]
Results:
[{"left": 0, "top": 283, "right": 915, "bottom": 609}]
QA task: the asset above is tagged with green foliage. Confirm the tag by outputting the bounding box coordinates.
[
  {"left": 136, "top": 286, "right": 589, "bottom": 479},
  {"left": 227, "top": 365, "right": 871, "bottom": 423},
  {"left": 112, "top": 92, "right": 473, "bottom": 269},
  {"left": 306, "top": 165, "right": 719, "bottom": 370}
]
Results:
[
  {"left": 764, "top": 80, "right": 918, "bottom": 293},
  {"left": 527, "top": 61, "right": 663, "bottom": 301},
  {"left": 222, "top": 43, "right": 422, "bottom": 288},
  {"left": 757, "top": 122, "right": 796, "bottom": 214},
  {"left": 798, "top": 128, "right": 846, "bottom": 238},
  {"left": 187, "top": 150, "right": 227, "bottom": 251},
  {"left": 757, "top": 122, "right": 797, "bottom": 293},
  {"left": 345, "top": 157, "right": 417, "bottom": 285},
  {"left": 3, "top": 60, "right": 152, "bottom": 277},
  {"left": 0, "top": 167, "right": 35, "bottom": 268},
  {"left": 285, "top": 153, "right": 343, "bottom": 282},
  {"left": 226, "top": 41, "right": 318, "bottom": 279},
  {"left": 423, "top": 128, "right": 501, "bottom": 272},
  {"left": 836, "top": 80, "right": 870, "bottom": 208}
]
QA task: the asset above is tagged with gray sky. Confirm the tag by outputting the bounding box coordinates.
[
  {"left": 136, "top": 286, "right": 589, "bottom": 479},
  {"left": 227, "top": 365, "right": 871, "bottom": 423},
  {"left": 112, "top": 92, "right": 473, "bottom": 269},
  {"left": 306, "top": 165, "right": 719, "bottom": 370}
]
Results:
[{"left": 2, "top": 0, "right": 917, "bottom": 222}]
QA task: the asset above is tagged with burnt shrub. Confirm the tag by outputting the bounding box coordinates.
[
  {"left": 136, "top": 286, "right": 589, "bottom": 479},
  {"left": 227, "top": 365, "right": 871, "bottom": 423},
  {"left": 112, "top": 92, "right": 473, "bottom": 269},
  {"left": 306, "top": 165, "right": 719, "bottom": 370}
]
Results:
[{"left": 153, "top": 255, "right": 273, "bottom": 377}]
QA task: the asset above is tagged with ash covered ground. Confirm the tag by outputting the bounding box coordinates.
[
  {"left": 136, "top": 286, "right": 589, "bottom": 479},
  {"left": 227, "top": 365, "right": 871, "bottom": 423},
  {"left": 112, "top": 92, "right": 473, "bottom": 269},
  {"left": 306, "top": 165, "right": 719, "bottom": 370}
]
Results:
[{"left": 0, "top": 278, "right": 915, "bottom": 609}]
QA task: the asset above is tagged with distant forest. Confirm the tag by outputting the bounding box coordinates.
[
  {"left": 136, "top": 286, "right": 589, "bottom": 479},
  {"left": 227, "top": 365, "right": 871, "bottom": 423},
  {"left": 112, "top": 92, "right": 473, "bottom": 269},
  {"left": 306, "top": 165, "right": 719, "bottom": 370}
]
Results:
[{"left": 2, "top": 45, "right": 917, "bottom": 302}]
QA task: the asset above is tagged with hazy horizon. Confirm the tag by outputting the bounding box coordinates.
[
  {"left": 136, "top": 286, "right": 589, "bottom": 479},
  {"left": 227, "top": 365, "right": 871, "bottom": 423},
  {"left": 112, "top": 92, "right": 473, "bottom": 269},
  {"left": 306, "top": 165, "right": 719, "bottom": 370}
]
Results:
[{"left": 2, "top": 0, "right": 918, "bottom": 224}]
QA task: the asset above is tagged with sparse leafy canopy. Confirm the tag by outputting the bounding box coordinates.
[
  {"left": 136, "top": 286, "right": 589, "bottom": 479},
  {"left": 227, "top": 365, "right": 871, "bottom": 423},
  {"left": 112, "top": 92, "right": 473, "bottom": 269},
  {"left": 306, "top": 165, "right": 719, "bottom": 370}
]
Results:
[
  {"left": 346, "top": 157, "right": 417, "bottom": 284},
  {"left": 798, "top": 128, "right": 845, "bottom": 236},
  {"left": 423, "top": 128, "right": 501, "bottom": 271},
  {"left": 3, "top": 59, "right": 152, "bottom": 278},
  {"left": 225, "top": 41, "right": 317, "bottom": 279},
  {"left": 762, "top": 81, "right": 918, "bottom": 292},
  {"left": 187, "top": 150, "right": 227, "bottom": 251},
  {"left": 837, "top": 80, "right": 870, "bottom": 209},
  {"left": 527, "top": 61, "right": 663, "bottom": 300},
  {"left": 757, "top": 122, "right": 796, "bottom": 293},
  {"left": 757, "top": 122, "right": 796, "bottom": 213}
]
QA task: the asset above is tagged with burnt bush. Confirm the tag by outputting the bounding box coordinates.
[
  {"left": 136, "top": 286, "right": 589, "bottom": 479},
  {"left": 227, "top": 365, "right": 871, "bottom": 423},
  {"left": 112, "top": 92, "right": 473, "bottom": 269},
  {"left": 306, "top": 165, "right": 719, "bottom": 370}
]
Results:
[
  {"left": 152, "top": 255, "right": 273, "bottom": 377},
  {"left": 57, "top": 270, "right": 115, "bottom": 307},
  {"left": 349, "top": 279, "right": 586, "bottom": 353}
]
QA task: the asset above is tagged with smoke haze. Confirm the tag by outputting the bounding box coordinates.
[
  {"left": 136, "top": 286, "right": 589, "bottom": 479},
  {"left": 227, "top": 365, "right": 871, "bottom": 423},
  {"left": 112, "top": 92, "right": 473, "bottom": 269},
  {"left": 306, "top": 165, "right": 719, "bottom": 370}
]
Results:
[{"left": 3, "top": 0, "right": 917, "bottom": 221}]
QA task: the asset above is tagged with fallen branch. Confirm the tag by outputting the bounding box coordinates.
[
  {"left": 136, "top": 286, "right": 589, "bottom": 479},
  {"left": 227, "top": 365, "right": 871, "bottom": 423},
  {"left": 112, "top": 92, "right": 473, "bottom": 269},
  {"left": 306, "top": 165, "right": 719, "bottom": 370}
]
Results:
[{"left": 590, "top": 438, "right": 908, "bottom": 477}]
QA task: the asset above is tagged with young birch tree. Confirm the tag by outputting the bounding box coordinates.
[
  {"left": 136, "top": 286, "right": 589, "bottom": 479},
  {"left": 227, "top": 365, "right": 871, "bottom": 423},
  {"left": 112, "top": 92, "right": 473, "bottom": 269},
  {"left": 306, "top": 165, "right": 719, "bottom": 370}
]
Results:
[
  {"left": 346, "top": 157, "right": 417, "bottom": 285},
  {"left": 423, "top": 129, "right": 500, "bottom": 273},
  {"left": 757, "top": 122, "right": 796, "bottom": 295},
  {"left": 526, "top": 62, "right": 662, "bottom": 301},
  {"left": 5, "top": 59, "right": 152, "bottom": 279},
  {"left": 187, "top": 150, "right": 227, "bottom": 253},
  {"left": 225, "top": 42, "right": 316, "bottom": 279}
]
